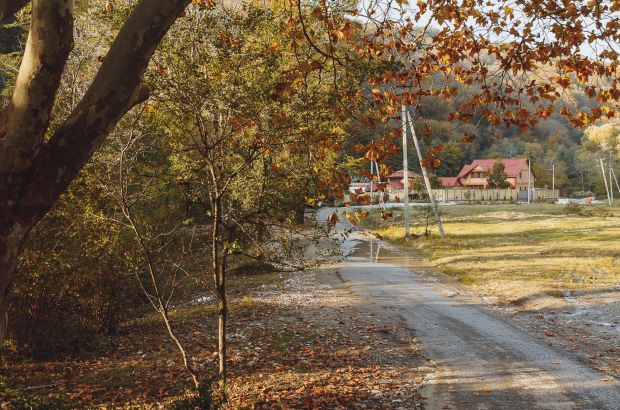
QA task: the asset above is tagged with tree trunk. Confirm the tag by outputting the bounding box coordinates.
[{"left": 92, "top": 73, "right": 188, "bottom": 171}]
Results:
[
  {"left": 211, "top": 196, "right": 227, "bottom": 381},
  {"left": 294, "top": 200, "right": 306, "bottom": 225},
  {"left": 0, "top": 0, "right": 190, "bottom": 348},
  {"left": 216, "top": 248, "right": 227, "bottom": 380},
  {"left": 0, "top": 222, "right": 26, "bottom": 347},
  {"left": 217, "top": 293, "right": 227, "bottom": 379},
  {"left": 295, "top": 178, "right": 311, "bottom": 225}
]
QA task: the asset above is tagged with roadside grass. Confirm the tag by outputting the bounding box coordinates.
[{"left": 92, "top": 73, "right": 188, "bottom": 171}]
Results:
[{"left": 361, "top": 203, "right": 620, "bottom": 303}]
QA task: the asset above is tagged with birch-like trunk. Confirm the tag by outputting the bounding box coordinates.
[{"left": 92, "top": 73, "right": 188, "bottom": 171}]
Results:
[
  {"left": 218, "top": 293, "right": 227, "bottom": 379},
  {"left": 211, "top": 197, "right": 228, "bottom": 381}
]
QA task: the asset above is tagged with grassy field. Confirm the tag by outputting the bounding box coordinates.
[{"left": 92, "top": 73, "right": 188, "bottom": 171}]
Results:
[{"left": 361, "top": 203, "right": 620, "bottom": 304}]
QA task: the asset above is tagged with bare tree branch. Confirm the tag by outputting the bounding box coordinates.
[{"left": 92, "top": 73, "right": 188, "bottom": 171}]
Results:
[{"left": 17, "top": 0, "right": 190, "bottom": 227}]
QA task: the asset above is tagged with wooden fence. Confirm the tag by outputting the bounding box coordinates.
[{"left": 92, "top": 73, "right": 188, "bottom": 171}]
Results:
[
  {"left": 340, "top": 188, "right": 560, "bottom": 205},
  {"left": 396, "top": 188, "right": 559, "bottom": 203}
]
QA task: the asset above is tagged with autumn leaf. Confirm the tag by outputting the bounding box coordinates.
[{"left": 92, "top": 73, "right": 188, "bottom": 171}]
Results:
[
  {"left": 310, "top": 7, "right": 324, "bottom": 20},
  {"left": 298, "top": 61, "right": 313, "bottom": 74},
  {"left": 380, "top": 211, "right": 393, "bottom": 220},
  {"left": 328, "top": 213, "right": 339, "bottom": 227},
  {"left": 364, "top": 146, "right": 383, "bottom": 161}
]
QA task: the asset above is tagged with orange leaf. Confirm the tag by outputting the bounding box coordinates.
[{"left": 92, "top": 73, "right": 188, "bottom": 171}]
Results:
[{"left": 328, "top": 213, "right": 339, "bottom": 226}]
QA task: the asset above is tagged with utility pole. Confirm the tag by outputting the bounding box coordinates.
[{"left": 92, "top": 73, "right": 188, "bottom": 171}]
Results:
[
  {"left": 609, "top": 158, "right": 614, "bottom": 204},
  {"left": 401, "top": 105, "right": 410, "bottom": 239},
  {"left": 405, "top": 109, "right": 446, "bottom": 239},
  {"left": 599, "top": 158, "right": 612, "bottom": 206},
  {"left": 369, "top": 140, "right": 374, "bottom": 209},
  {"left": 527, "top": 157, "right": 532, "bottom": 204},
  {"left": 552, "top": 162, "right": 555, "bottom": 192},
  {"left": 611, "top": 166, "right": 620, "bottom": 197}
]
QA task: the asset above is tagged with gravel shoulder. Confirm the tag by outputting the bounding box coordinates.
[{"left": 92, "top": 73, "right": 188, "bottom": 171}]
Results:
[
  {"left": 230, "top": 268, "right": 427, "bottom": 408},
  {"left": 485, "top": 287, "right": 620, "bottom": 381}
]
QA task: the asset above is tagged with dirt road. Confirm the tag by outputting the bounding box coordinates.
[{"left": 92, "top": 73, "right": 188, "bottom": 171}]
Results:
[{"left": 316, "top": 209, "right": 620, "bottom": 409}]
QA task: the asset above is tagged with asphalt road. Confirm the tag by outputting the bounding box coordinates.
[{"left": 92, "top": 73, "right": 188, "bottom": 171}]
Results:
[{"left": 316, "top": 208, "right": 620, "bottom": 409}]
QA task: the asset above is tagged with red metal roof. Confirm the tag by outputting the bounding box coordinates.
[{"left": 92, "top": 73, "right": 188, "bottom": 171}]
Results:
[
  {"left": 456, "top": 158, "right": 528, "bottom": 179},
  {"left": 387, "top": 181, "right": 404, "bottom": 190},
  {"left": 439, "top": 177, "right": 460, "bottom": 187},
  {"left": 456, "top": 163, "right": 476, "bottom": 179}
]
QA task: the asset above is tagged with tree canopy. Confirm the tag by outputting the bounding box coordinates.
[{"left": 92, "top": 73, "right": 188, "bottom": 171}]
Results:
[{"left": 487, "top": 161, "right": 511, "bottom": 188}]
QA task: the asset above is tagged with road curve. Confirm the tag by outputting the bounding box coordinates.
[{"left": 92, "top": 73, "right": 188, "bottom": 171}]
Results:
[{"left": 315, "top": 208, "right": 620, "bottom": 409}]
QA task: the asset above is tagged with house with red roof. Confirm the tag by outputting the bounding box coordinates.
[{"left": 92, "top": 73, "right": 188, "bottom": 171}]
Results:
[
  {"left": 439, "top": 177, "right": 460, "bottom": 188},
  {"left": 455, "top": 158, "right": 534, "bottom": 190},
  {"left": 387, "top": 169, "right": 421, "bottom": 183},
  {"left": 385, "top": 169, "right": 421, "bottom": 192}
]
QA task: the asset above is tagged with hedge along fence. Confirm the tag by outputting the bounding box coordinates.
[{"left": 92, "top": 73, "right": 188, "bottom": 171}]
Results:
[
  {"left": 338, "top": 188, "right": 560, "bottom": 205},
  {"left": 420, "top": 188, "right": 559, "bottom": 203}
]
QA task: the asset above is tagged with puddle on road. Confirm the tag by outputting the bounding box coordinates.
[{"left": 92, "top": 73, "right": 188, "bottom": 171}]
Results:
[
  {"left": 350, "top": 239, "right": 416, "bottom": 267},
  {"left": 348, "top": 239, "right": 447, "bottom": 285}
]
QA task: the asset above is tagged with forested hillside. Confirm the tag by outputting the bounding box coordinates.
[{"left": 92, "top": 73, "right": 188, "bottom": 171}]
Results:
[{"left": 345, "top": 82, "right": 614, "bottom": 196}]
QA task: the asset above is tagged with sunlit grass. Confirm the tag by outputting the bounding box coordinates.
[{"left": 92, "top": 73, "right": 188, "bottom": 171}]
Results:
[{"left": 361, "top": 204, "right": 620, "bottom": 303}]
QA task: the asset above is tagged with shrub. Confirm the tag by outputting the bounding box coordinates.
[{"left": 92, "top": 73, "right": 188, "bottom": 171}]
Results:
[
  {"left": 9, "top": 170, "right": 147, "bottom": 359},
  {"left": 563, "top": 203, "right": 584, "bottom": 215},
  {"left": 590, "top": 207, "right": 613, "bottom": 218},
  {"left": 563, "top": 203, "right": 612, "bottom": 218}
]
